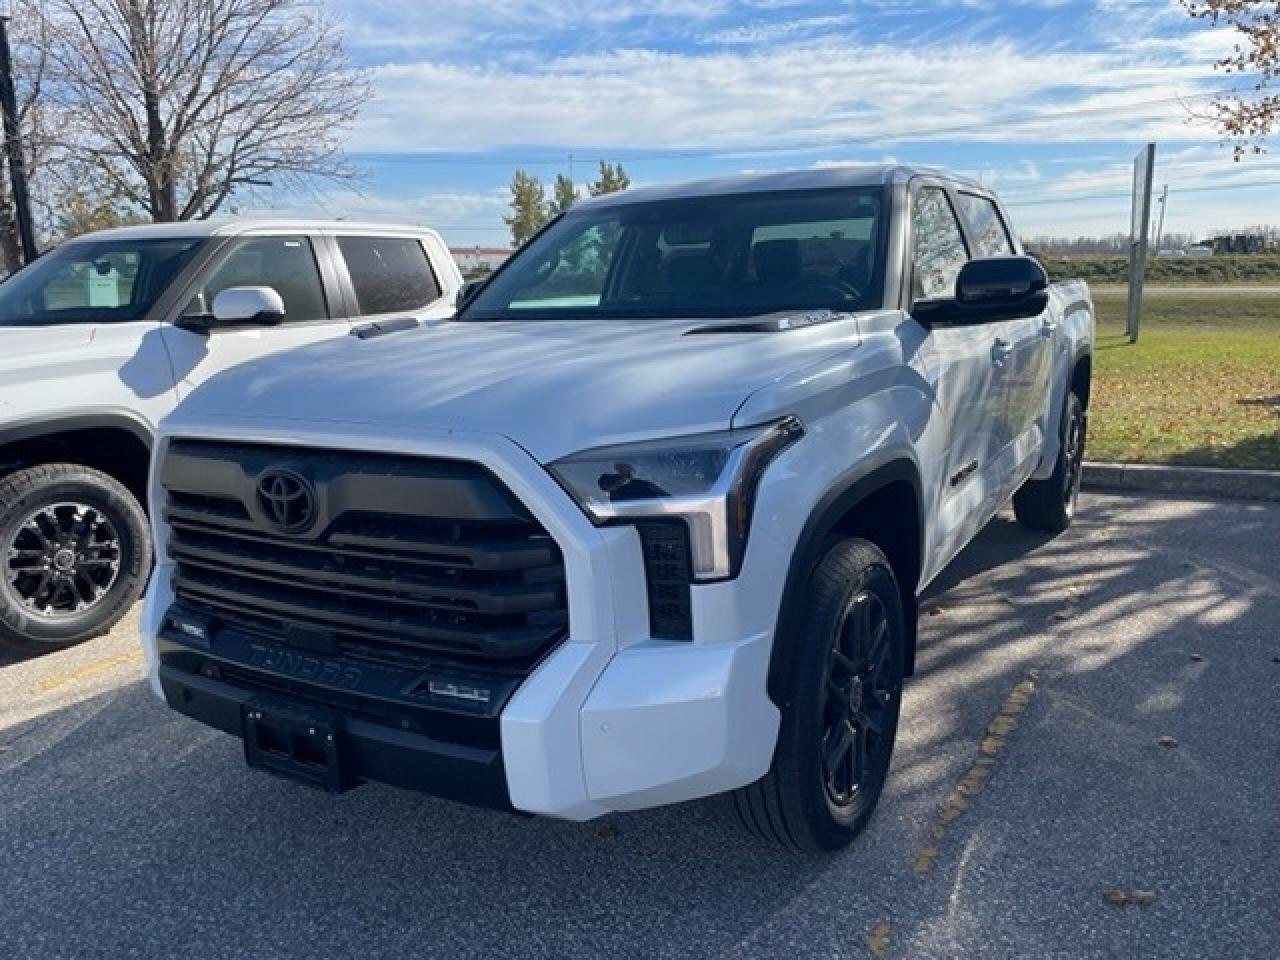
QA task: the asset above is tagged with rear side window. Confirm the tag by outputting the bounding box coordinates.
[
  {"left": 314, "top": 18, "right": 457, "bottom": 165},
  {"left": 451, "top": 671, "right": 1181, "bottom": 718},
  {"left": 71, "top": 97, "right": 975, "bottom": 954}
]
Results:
[
  {"left": 337, "top": 236, "right": 441, "bottom": 316},
  {"left": 911, "top": 188, "right": 969, "bottom": 300},
  {"left": 958, "top": 193, "right": 1014, "bottom": 258}
]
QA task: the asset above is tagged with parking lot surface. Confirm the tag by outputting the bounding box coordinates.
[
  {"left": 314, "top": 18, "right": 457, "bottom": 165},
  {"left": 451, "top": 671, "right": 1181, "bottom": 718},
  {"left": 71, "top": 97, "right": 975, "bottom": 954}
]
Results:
[{"left": 2, "top": 493, "right": 1277, "bottom": 960}]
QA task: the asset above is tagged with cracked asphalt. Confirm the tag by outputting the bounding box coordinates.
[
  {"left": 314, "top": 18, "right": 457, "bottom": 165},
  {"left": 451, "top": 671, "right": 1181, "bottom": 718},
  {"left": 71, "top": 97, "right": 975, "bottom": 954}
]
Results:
[{"left": 2, "top": 492, "right": 1277, "bottom": 960}]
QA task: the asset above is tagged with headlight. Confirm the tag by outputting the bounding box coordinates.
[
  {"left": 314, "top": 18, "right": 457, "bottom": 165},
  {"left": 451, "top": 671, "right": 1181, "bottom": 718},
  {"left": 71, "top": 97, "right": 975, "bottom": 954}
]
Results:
[{"left": 548, "top": 417, "right": 803, "bottom": 580}]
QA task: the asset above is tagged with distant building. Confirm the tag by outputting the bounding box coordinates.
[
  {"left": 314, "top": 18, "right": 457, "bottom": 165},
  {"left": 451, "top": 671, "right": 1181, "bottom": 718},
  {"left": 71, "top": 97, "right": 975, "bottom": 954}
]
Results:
[
  {"left": 451, "top": 246, "right": 512, "bottom": 273},
  {"left": 1210, "top": 234, "right": 1277, "bottom": 255}
]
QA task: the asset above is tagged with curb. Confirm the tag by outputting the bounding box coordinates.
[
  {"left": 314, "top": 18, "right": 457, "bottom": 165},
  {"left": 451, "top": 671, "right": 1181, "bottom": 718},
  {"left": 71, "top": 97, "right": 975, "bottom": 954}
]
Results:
[{"left": 1082, "top": 462, "right": 1280, "bottom": 502}]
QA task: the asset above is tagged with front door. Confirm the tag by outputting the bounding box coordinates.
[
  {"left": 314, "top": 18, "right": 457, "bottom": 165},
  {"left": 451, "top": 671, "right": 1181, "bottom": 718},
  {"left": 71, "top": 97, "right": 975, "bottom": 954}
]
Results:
[
  {"left": 907, "top": 184, "right": 1008, "bottom": 575},
  {"left": 954, "top": 191, "right": 1053, "bottom": 499},
  {"left": 159, "top": 234, "right": 353, "bottom": 397}
]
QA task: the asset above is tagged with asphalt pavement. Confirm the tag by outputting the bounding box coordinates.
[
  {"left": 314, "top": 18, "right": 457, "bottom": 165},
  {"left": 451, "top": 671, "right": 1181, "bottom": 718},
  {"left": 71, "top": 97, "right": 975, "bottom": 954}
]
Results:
[{"left": 2, "top": 493, "right": 1277, "bottom": 960}]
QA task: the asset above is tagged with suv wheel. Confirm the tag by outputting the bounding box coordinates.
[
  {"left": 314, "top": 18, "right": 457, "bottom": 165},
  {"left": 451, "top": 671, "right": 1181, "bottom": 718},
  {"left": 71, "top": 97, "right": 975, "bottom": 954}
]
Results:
[
  {"left": 731, "top": 537, "right": 905, "bottom": 851},
  {"left": 0, "top": 464, "right": 151, "bottom": 654},
  {"left": 1014, "top": 391, "right": 1086, "bottom": 534}
]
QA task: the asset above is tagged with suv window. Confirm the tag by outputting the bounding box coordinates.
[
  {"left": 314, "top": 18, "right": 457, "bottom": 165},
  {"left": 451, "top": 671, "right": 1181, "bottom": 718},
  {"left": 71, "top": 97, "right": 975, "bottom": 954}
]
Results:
[
  {"left": 186, "top": 236, "right": 328, "bottom": 323},
  {"left": 337, "top": 236, "right": 441, "bottom": 315},
  {"left": 911, "top": 188, "right": 969, "bottom": 300},
  {"left": 958, "top": 193, "right": 1014, "bottom": 258},
  {"left": 0, "top": 238, "right": 205, "bottom": 326}
]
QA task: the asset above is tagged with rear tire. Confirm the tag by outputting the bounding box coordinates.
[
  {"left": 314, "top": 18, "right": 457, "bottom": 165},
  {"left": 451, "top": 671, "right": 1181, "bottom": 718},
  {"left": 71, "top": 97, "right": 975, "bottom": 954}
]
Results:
[
  {"left": 0, "top": 464, "right": 151, "bottom": 655},
  {"left": 1014, "top": 391, "right": 1085, "bottom": 534},
  {"left": 730, "top": 538, "right": 905, "bottom": 852}
]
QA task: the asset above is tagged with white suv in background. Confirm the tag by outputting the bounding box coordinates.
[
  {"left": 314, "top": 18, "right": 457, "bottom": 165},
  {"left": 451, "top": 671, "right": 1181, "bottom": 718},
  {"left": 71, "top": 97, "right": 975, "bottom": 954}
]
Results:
[{"left": 0, "top": 220, "right": 462, "bottom": 653}]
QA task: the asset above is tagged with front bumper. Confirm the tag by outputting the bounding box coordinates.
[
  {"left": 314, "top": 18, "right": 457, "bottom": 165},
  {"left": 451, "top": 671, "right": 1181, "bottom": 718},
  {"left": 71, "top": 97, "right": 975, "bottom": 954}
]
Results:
[{"left": 140, "top": 418, "right": 783, "bottom": 820}]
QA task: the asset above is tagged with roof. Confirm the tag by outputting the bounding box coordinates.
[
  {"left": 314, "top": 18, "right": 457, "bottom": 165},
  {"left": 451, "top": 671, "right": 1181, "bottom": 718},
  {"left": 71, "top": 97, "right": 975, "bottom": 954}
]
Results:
[
  {"left": 64, "top": 218, "right": 445, "bottom": 243},
  {"left": 575, "top": 164, "right": 988, "bottom": 210}
]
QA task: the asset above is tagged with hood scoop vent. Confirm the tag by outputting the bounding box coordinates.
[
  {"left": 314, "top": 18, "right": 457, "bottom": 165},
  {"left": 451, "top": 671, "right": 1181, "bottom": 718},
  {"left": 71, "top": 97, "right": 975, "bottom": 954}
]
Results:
[
  {"left": 351, "top": 317, "right": 420, "bottom": 340},
  {"left": 684, "top": 309, "right": 849, "bottom": 335}
]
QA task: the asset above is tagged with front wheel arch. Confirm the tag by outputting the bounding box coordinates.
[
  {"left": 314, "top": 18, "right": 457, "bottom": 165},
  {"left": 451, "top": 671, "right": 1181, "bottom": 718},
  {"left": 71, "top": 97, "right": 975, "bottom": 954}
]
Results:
[{"left": 768, "top": 458, "right": 924, "bottom": 696}]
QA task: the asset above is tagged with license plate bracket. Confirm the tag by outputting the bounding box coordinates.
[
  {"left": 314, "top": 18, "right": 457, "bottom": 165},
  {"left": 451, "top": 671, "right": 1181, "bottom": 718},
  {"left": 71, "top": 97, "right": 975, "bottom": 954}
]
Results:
[{"left": 242, "top": 698, "right": 352, "bottom": 793}]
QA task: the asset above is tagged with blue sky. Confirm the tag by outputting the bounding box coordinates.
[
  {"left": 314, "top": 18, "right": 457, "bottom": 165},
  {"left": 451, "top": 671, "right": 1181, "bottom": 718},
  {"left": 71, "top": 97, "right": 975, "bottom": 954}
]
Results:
[{"left": 253, "top": 0, "right": 1279, "bottom": 247}]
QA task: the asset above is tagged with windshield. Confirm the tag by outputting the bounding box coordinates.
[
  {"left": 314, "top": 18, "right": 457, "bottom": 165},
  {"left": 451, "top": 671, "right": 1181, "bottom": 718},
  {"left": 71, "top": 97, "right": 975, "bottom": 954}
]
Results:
[
  {"left": 0, "top": 237, "right": 207, "bottom": 326},
  {"left": 461, "top": 186, "right": 886, "bottom": 321}
]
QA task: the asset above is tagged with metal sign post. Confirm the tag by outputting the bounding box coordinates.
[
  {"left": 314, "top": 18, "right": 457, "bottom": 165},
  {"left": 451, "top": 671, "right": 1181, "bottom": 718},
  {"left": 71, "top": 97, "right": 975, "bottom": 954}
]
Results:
[{"left": 1125, "top": 143, "right": 1156, "bottom": 344}]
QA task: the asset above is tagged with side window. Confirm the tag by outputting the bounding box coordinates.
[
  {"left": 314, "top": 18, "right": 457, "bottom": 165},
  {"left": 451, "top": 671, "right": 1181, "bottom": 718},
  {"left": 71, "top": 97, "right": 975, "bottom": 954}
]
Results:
[
  {"left": 958, "top": 193, "right": 1015, "bottom": 258},
  {"left": 911, "top": 188, "right": 969, "bottom": 300},
  {"left": 337, "top": 236, "right": 442, "bottom": 316},
  {"left": 186, "top": 236, "right": 328, "bottom": 323},
  {"left": 507, "top": 223, "right": 622, "bottom": 309}
]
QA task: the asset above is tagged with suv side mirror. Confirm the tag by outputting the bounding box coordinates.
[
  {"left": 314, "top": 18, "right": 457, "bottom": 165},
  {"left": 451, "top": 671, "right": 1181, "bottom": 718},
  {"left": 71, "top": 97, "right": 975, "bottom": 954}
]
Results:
[
  {"left": 456, "top": 279, "right": 484, "bottom": 308},
  {"left": 915, "top": 256, "right": 1049, "bottom": 325},
  {"left": 212, "top": 286, "right": 287, "bottom": 326},
  {"left": 176, "top": 286, "right": 287, "bottom": 332}
]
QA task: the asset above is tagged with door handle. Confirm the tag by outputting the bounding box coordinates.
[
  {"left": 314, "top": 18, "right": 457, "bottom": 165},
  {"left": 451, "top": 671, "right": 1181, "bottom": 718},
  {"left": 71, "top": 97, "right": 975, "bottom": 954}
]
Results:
[{"left": 992, "top": 338, "right": 1013, "bottom": 366}]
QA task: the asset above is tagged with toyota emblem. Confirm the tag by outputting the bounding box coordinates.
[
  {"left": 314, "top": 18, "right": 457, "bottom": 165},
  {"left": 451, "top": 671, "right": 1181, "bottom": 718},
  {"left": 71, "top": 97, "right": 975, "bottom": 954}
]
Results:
[{"left": 256, "top": 469, "right": 316, "bottom": 533}]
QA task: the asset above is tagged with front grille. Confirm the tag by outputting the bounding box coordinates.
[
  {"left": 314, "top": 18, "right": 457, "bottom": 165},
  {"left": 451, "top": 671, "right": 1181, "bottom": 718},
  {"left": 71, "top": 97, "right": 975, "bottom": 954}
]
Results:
[{"left": 162, "top": 440, "right": 568, "bottom": 671}]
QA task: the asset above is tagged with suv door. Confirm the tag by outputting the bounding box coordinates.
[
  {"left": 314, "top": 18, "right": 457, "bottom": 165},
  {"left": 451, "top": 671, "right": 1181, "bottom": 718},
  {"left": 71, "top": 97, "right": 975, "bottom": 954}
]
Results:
[
  {"left": 956, "top": 191, "right": 1053, "bottom": 493},
  {"left": 331, "top": 234, "right": 455, "bottom": 322},
  {"left": 907, "top": 184, "right": 1007, "bottom": 568},
  {"left": 160, "top": 233, "right": 353, "bottom": 396}
]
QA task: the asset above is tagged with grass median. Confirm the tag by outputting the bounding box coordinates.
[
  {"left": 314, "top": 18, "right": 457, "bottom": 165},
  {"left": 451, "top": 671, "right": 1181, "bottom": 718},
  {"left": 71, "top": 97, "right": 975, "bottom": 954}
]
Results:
[{"left": 1089, "top": 290, "right": 1280, "bottom": 470}]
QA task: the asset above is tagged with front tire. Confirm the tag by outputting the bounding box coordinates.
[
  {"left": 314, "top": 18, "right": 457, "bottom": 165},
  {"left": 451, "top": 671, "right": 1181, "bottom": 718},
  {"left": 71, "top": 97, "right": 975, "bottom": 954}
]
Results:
[
  {"left": 1014, "top": 391, "right": 1086, "bottom": 534},
  {"left": 731, "top": 538, "right": 905, "bottom": 852},
  {"left": 0, "top": 464, "right": 151, "bottom": 654}
]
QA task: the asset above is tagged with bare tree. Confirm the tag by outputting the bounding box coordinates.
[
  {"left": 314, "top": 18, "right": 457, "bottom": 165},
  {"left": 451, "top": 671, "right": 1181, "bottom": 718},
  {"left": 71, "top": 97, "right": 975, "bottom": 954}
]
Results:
[
  {"left": 40, "top": 0, "right": 370, "bottom": 221},
  {"left": 1183, "top": 1, "right": 1279, "bottom": 158}
]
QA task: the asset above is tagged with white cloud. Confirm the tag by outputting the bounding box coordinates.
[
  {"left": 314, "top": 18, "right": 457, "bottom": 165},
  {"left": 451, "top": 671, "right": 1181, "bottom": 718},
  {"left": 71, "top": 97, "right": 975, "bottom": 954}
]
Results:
[{"left": 350, "top": 37, "right": 1227, "bottom": 155}]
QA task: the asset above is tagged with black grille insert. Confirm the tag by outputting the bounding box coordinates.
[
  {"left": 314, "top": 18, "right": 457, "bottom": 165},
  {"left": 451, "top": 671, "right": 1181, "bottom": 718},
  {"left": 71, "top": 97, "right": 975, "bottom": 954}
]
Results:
[{"left": 162, "top": 440, "right": 568, "bottom": 670}]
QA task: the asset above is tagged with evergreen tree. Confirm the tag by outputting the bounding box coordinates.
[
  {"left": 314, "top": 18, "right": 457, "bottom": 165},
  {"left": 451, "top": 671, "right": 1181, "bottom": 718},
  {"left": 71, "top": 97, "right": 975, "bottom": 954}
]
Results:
[
  {"left": 504, "top": 169, "right": 549, "bottom": 247},
  {"left": 588, "top": 161, "right": 631, "bottom": 197}
]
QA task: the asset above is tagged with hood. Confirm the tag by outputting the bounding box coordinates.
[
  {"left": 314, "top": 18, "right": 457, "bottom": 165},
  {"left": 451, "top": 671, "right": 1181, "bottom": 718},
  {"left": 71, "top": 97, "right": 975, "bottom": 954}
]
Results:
[
  {"left": 0, "top": 324, "right": 97, "bottom": 372},
  {"left": 169, "top": 317, "right": 862, "bottom": 463}
]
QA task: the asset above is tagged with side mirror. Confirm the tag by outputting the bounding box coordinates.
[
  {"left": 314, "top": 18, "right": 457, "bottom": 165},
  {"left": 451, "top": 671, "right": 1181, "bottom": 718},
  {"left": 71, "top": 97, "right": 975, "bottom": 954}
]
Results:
[
  {"left": 179, "top": 286, "right": 286, "bottom": 331},
  {"left": 456, "top": 279, "right": 484, "bottom": 308},
  {"left": 915, "top": 256, "right": 1049, "bottom": 325},
  {"left": 212, "top": 286, "right": 286, "bottom": 326}
]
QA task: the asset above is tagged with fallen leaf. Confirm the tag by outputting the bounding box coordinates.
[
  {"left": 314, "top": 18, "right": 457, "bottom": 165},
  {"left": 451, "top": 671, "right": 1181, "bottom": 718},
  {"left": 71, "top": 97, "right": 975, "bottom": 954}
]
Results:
[
  {"left": 988, "top": 716, "right": 1018, "bottom": 737},
  {"left": 867, "top": 919, "right": 891, "bottom": 960},
  {"left": 595, "top": 824, "right": 620, "bottom": 840},
  {"left": 912, "top": 847, "right": 938, "bottom": 875},
  {"left": 1156, "top": 735, "right": 1179, "bottom": 749},
  {"left": 1103, "top": 888, "right": 1129, "bottom": 906}
]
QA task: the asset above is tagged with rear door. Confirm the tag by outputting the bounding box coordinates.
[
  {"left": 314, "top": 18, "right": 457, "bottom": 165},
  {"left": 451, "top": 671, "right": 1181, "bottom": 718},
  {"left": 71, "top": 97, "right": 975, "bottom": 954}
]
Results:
[
  {"left": 160, "top": 232, "right": 354, "bottom": 396},
  {"left": 956, "top": 191, "right": 1053, "bottom": 491},
  {"left": 907, "top": 182, "right": 1007, "bottom": 567}
]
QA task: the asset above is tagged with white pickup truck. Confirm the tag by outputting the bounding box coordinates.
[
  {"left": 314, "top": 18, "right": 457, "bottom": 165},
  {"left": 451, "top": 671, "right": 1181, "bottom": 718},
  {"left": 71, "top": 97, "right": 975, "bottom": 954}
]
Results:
[
  {"left": 142, "top": 166, "right": 1093, "bottom": 850},
  {"left": 0, "top": 220, "right": 461, "bottom": 653}
]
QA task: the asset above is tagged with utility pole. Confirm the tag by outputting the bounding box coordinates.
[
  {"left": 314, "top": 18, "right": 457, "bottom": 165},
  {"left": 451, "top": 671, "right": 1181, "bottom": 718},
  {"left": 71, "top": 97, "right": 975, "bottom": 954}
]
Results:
[
  {"left": 1153, "top": 183, "right": 1169, "bottom": 252},
  {"left": 0, "top": 14, "right": 36, "bottom": 264}
]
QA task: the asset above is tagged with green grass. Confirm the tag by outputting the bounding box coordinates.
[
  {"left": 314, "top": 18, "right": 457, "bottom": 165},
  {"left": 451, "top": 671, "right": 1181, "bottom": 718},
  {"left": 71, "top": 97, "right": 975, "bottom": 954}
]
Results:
[
  {"left": 1089, "top": 291, "right": 1280, "bottom": 470},
  {"left": 1041, "top": 254, "right": 1280, "bottom": 286}
]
